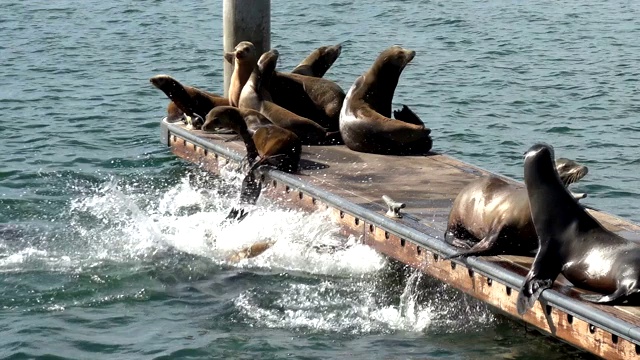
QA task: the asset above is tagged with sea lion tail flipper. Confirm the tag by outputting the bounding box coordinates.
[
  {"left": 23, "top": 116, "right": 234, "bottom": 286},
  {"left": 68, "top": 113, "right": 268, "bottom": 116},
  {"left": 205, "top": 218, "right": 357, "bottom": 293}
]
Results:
[
  {"left": 225, "top": 207, "right": 249, "bottom": 223},
  {"left": 393, "top": 105, "right": 424, "bottom": 126},
  {"left": 579, "top": 285, "right": 634, "bottom": 303}
]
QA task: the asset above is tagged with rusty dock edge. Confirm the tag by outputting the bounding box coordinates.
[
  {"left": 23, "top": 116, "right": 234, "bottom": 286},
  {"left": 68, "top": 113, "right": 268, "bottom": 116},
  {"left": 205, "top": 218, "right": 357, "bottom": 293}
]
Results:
[{"left": 161, "top": 119, "right": 640, "bottom": 359}]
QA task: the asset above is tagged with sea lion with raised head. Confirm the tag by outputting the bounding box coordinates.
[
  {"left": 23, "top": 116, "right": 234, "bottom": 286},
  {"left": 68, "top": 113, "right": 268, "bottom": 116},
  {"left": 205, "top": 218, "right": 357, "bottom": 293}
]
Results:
[
  {"left": 267, "top": 54, "right": 345, "bottom": 132},
  {"left": 150, "top": 75, "right": 228, "bottom": 128},
  {"left": 339, "top": 46, "right": 432, "bottom": 155},
  {"left": 517, "top": 143, "right": 640, "bottom": 315},
  {"left": 239, "top": 49, "right": 339, "bottom": 145},
  {"left": 445, "top": 157, "right": 589, "bottom": 258},
  {"left": 203, "top": 106, "right": 301, "bottom": 173},
  {"left": 291, "top": 44, "right": 342, "bottom": 78},
  {"left": 225, "top": 41, "right": 258, "bottom": 107}
]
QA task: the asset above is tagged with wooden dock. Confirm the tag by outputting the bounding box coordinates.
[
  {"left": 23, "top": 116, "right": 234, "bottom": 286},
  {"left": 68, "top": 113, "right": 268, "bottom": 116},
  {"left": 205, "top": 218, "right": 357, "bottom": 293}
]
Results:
[{"left": 162, "top": 118, "right": 640, "bottom": 359}]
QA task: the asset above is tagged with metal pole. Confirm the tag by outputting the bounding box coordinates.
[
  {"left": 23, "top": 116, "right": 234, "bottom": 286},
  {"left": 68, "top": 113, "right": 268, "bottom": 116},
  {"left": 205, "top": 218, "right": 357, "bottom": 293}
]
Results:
[{"left": 223, "top": 0, "right": 271, "bottom": 97}]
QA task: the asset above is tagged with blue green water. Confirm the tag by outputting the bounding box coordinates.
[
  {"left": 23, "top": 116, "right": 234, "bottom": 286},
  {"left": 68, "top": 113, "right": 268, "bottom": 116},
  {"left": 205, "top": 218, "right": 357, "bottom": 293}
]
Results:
[{"left": 2, "top": 0, "right": 638, "bottom": 358}]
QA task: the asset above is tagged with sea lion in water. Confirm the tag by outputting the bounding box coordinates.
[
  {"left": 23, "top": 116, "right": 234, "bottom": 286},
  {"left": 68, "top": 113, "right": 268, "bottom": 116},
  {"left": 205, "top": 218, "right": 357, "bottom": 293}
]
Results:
[
  {"left": 150, "top": 75, "right": 229, "bottom": 128},
  {"left": 239, "top": 49, "right": 339, "bottom": 145},
  {"left": 517, "top": 143, "right": 640, "bottom": 315},
  {"left": 225, "top": 41, "right": 258, "bottom": 107},
  {"left": 203, "top": 106, "right": 301, "bottom": 173},
  {"left": 267, "top": 54, "right": 345, "bottom": 132},
  {"left": 445, "top": 158, "right": 589, "bottom": 258},
  {"left": 291, "top": 44, "right": 342, "bottom": 78},
  {"left": 339, "top": 46, "right": 432, "bottom": 155}
]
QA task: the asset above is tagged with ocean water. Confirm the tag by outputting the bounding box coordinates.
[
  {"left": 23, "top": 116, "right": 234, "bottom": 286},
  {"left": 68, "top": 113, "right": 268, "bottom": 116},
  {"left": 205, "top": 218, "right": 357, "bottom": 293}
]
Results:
[{"left": 1, "top": 0, "right": 638, "bottom": 358}]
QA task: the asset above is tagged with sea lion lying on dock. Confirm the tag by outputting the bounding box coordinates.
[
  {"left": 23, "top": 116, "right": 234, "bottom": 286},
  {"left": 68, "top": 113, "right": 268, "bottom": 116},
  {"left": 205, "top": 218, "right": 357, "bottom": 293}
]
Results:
[
  {"left": 339, "top": 46, "right": 432, "bottom": 155},
  {"left": 239, "top": 49, "right": 339, "bottom": 145},
  {"left": 150, "top": 75, "right": 228, "bottom": 128},
  {"left": 291, "top": 44, "right": 342, "bottom": 78},
  {"left": 517, "top": 143, "right": 640, "bottom": 314},
  {"left": 445, "top": 157, "right": 588, "bottom": 258},
  {"left": 267, "top": 53, "right": 345, "bottom": 132}
]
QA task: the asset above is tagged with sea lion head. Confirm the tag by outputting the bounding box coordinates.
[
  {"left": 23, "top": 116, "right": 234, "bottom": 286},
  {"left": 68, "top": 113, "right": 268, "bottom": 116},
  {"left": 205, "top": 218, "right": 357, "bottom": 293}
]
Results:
[
  {"left": 224, "top": 41, "right": 257, "bottom": 64},
  {"left": 149, "top": 74, "right": 178, "bottom": 91},
  {"left": 524, "top": 143, "right": 560, "bottom": 187},
  {"left": 203, "top": 106, "right": 245, "bottom": 132},
  {"left": 555, "top": 157, "right": 589, "bottom": 186},
  {"left": 257, "top": 49, "right": 279, "bottom": 74},
  {"left": 375, "top": 45, "right": 416, "bottom": 76},
  {"left": 312, "top": 44, "right": 342, "bottom": 74}
]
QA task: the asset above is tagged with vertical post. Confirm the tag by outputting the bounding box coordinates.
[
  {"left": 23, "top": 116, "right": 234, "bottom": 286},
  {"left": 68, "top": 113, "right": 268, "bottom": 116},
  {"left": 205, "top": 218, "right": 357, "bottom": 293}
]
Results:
[{"left": 223, "top": 0, "right": 271, "bottom": 97}]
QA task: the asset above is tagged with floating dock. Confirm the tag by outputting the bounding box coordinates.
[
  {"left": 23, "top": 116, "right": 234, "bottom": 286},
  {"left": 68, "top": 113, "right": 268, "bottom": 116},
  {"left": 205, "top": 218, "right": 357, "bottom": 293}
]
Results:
[{"left": 161, "top": 118, "right": 640, "bottom": 359}]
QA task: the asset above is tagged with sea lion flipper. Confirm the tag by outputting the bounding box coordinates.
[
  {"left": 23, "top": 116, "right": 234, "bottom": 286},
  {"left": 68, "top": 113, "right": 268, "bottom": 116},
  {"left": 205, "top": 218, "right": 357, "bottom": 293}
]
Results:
[
  {"left": 445, "top": 232, "right": 500, "bottom": 259},
  {"left": 239, "top": 170, "right": 263, "bottom": 206},
  {"left": 579, "top": 286, "right": 632, "bottom": 303},
  {"left": 516, "top": 275, "right": 553, "bottom": 315},
  {"left": 393, "top": 105, "right": 424, "bottom": 126}
]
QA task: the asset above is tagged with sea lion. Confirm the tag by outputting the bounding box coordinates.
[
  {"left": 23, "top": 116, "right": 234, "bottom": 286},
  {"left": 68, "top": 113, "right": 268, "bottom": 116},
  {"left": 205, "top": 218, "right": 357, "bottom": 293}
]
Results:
[
  {"left": 267, "top": 55, "right": 345, "bottom": 132},
  {"left": 445, "top": 158, "right": 589, "bottom": 258},
  {"left": 227, "top": 240, "right": 275, "bottom": 263},
  {"left": 239, "top": 49, "right": 339, "bottom": 145},
  {"left": 203, "top": 106, "right": 301, "bottom": 173},
  {"left": 291, "top": 44, "right": 342, "bottom": 78},
  {"left": 517, "top": 143, "right": 640, "bottom": 315},
  {"left": 150, "top": 74, "right": 229, "bottom": 128},
  {"left": 166, "top": 101, "right": 184, "bottom": 122},
  {"left": 225, "top": 41, "right": 258, "bottom": 107},
  {"left": 339, "top": 46, "right": 432, "bottom": 155}
]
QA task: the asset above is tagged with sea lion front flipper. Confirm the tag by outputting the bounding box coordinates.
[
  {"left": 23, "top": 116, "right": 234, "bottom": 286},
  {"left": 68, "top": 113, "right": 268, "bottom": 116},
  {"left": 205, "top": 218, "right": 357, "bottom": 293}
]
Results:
[
  {"left": 445, "top": 232, "right": 500, "bottom": 259},
  {"left": 393, "top": 105, "right": 425, "bottom": 126},
  {"left": 516, "top": 243, "right": 562, "bottom": 315},
  {"left": 239, "top": 171, "right": 262, "bottom": 205}
]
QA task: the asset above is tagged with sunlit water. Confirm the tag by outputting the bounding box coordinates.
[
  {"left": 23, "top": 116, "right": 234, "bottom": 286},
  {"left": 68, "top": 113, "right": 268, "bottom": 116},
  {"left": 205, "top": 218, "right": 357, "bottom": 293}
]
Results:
[{"left": 2, "top": 0, "right": 637, "bottom": 358}]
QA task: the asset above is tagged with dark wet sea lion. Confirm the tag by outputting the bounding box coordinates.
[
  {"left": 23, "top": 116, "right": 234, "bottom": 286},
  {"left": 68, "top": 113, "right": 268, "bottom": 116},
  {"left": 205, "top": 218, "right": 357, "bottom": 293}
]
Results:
[
  {"left": 150, "top": 75, "right": 229, "bottom": 128},
  {"left": 239, "top": 49, "right": 339, "bottom": 145},
  {"left": 203, "top": 106, "right": 301, "bottom": 173},
  {"left": 225, "top": 41, "right": 257, "bottom": 107},
  {"left": 166, "top": 101, "right": 184, "bottom": 122},
  {"left": 339, "top": 46, "right": 432, "bottom": 155},
  {"left": 266, "top": 54, "right": 345, "bottom": 132},
  {"left": 291, "top": 44, "right": 342, "bottom": 78},
  {"left": 517, "top": 143, "right": 640, "bottom": 315},
  {"left": 445, "top": 158, "right": 589, "bottom": 258}
]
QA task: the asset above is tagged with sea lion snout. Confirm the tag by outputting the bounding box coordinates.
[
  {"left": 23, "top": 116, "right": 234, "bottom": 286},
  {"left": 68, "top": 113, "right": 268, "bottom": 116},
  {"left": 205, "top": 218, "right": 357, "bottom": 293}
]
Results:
[{"left": 149, "top": 74, "right": 172, "bottom": 88}]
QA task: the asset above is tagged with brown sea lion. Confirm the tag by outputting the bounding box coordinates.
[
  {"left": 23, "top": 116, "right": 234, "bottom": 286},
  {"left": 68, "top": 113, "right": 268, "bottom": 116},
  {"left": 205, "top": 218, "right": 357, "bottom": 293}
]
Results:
[
  {"left": 291, "top": 44, "right": 342, "bottom": 78},
  {"left": 445, "top": 157, "right": 588, "bottom": 258},
  {"left": 239, "top": 49, "right": 339, "bottom": 145},
  {"left": 203, "top": 106, "right": 301, "bottom": 173},
  {"left": 339, "top": 46, "right": 432, "bottom": 155},
  {"left": 517, "top": 143, "right": 640, "bottom": 314},
  {"left": 267, "top": 55, "right": 345, "bottom": 132},
  {"left": 225, "top": 41, "right": 258, "bottom": 107},
  {"left": 227, "top": 240, "right": 275, "bottom": 263},
  {"left": 166, "top": 101, "right": 184, "bottom": 122},
  {"left": 150, "top": 75, "right": 228, "bottom": 128}
]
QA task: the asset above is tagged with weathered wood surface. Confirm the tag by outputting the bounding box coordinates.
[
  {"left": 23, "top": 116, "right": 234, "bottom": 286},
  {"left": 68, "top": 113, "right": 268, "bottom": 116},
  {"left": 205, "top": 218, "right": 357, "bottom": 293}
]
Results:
[{"left": 165, "top": 122, "right": 640, "bottom": 358}]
